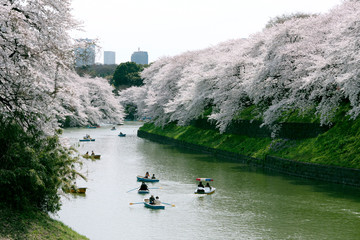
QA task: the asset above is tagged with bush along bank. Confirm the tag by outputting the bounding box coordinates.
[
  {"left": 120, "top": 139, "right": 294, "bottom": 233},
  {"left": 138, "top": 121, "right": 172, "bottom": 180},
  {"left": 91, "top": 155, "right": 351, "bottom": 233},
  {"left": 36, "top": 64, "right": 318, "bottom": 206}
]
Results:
[{"left": 138, "top": 120, "right": 360, "bottom": 188}]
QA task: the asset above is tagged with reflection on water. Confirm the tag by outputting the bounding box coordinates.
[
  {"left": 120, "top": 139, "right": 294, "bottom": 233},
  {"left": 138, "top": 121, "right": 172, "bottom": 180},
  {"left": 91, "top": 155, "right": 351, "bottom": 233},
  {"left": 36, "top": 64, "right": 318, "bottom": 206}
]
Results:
[{"left": 54, "top": 122, "right": 360, "bottom": 240}]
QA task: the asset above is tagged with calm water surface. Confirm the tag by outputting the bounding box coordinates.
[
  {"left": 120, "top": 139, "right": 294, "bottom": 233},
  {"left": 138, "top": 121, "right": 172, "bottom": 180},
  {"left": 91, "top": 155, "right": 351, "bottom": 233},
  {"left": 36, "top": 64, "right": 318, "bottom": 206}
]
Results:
[{"left": 54, "top": 122, "right": 360, "bottom": 240}]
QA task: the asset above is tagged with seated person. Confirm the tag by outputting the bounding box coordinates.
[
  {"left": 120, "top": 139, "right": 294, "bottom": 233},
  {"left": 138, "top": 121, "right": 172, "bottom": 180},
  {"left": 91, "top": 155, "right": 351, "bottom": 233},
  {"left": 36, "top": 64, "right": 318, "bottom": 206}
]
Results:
[
  {"left": 139, "top": 182, "right": 148, "bottom": 191},
  {"left": 91, "top": 151, "right": 95, "bottom": 156},
  {"left": 144, "top": 171, "right": 150, "bottom": 178},
  {"left": 149, "top": 195, "right": 155, "bottom": 204},
  {"left": 151, "top": 174, "right": 156, "bottom": 179},
  {"left": 153, "top": 196, "right": 161, "bottom": 205},
  {"left": 205, "top": 182, "right": 212, "bottom": 189},
  {"left": 198, "top": 181, "right": 204, "bottom": 188}
]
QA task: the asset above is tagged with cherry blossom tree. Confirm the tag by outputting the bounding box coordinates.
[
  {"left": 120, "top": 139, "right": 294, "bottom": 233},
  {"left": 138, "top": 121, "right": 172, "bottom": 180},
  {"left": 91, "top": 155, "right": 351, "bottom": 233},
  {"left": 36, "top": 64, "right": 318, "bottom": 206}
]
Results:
[
  {"left": 130, "top": 0, "right": 360, "bottom": 133},
  {"left": 0, "top": 0, "right": 124, "bottom": 130}
]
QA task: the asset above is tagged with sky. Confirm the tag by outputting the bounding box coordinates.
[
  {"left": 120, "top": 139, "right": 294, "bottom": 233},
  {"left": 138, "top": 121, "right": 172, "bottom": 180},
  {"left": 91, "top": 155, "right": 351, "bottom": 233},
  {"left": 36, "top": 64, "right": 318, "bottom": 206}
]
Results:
[{"left": 70, "top": 0, "right": 343, "bottom": 64}]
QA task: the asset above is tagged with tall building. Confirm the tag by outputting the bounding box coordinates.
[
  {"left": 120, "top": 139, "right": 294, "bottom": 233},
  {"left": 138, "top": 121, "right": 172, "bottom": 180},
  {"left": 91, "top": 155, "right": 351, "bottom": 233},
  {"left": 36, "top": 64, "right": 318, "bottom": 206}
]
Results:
[
  {"left": 104, "top": 51, "right": 116, "bottom": 65},
  {"left": 74, "top": 38, "right": 95, "bottom": 67},
  {"left": 131, "top": 49, "right": 148, "bottom": 65}
]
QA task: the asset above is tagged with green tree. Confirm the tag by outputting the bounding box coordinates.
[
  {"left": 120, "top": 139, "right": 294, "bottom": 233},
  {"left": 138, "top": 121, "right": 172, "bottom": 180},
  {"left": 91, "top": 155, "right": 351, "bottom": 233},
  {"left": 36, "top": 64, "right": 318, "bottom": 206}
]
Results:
[
  {"left": 75, "top": 64, "right": 118, "bottom": 79},
  {"left": 111, "top": 62, "right": 146, "bottom": 88},
  {"left": 0, "top": 114, "right": 85, "bottom": 213}
]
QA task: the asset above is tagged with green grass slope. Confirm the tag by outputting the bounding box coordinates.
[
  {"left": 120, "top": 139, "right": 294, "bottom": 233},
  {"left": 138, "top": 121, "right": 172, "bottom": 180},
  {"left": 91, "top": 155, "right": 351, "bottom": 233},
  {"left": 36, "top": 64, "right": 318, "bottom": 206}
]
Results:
[
  {"left": 0, "top": 206, "right": 88, "bottom": 240},
  {"left": 140, "top": 115, "right": 360, "bottom": 169}
]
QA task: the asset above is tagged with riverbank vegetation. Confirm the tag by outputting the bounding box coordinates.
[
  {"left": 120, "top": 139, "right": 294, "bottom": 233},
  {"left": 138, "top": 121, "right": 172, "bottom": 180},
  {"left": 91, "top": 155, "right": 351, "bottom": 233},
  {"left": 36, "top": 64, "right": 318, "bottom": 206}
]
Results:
[
  {"left": 140, "top": 109, "right": 360, "bottom": 169},
  {"left": 0, "top": 206, "right": 88, "bottom": 240}
]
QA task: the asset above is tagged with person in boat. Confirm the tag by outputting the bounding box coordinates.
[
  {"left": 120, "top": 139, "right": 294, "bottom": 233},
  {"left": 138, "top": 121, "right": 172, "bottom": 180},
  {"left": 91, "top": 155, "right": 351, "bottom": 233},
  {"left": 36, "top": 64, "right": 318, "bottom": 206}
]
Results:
[
  {"left": 198, "top": 181, "right": 204, "bottom": 188},
  {"left": 154, "top": 196, "right": 161, "bottom": 205},
  {"left": 119, "top": 132, "right": 123, "bottom": 135},
  {"left": 91, "top": 151, "right": 95, "bottom": 156},
  {"left": 151, "top": 174, "right": 156, "bottom": 179},
  {"left": 205, "top": 182, "right": 212, "bottom": 190},
  {"left": 144, "top": 171, "right": 150, "bottom": 178},
  {"left": 84, "top": 134, "right": 90, "bottom": 139},
  {"left": 149, "top": 195, "right": 155, "bottom": 205},
  {"left": 139, "top": 182, "right": 148, "bottom": 191}
]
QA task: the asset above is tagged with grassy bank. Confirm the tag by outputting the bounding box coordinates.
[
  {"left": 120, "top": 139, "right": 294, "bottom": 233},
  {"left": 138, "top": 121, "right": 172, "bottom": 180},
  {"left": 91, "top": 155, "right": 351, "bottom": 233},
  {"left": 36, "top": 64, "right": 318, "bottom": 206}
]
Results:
[
  {"left": 0, "top": 206, "right": 88, "bottom": 240},
  {"left": 140, "top": 116, "right": 360, "bottom": 169}
]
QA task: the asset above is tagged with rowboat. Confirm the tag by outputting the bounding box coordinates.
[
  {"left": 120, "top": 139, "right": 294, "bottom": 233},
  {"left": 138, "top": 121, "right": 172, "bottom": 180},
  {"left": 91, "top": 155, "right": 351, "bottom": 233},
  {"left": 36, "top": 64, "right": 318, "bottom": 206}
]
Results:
[
  {"left": 65, "top": 187, "right": 87, "bottom": 194},
  {"left": 87, "top": 125, "right": 99, "bottom": 128},
  {"left": 79, "top": 138, "right": 95, "bottom": 142},
  {"left": 83, "top": 154, "right": 101, "bottom": 159},
  {"left": 143, "top": 199, "right": 165, "bottom": 210},
  {"left": 138, "top": 189, "right": 150, "bottom": 194},
  {"left": 118, "top": 133, "right": 126, "bottom": 137},
  {"left": 194, "top": 178, "right": 216, "bottom": 195},
  {"left": 137, "top": 175, "right": 159, "bottom": 182},
  {"left": 194, "top": 187, "right": 216, "bottom": 195}
]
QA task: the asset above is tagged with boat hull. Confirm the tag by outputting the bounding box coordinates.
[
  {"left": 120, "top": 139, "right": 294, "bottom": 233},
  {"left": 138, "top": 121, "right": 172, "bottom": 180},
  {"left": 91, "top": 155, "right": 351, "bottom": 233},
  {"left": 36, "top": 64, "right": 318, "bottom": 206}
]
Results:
[
  {"left": 79, "top": 139, "right": 95, "bottom": 142},
  {"left": 138, "top": 190, "right": 150, "bottom": 194},
  {"left": 118, "top": 134, "right": 126, "bottom": 137},
  {"left": 144, "top": 202, "right": 165, "bottom": 210},
  {"left": 137, "top": 175, "right": 159, "bottom": 182},
  {"left": 66, "top": 187, "right": 87, "bottom": 194},
  {"left": 194, "top": 187, "right": 216, "bottom": 195}
]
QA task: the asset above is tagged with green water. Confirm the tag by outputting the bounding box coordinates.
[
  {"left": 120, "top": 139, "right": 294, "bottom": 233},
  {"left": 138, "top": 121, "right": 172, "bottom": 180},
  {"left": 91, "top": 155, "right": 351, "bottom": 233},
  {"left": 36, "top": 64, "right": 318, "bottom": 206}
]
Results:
[{"left": 54, "top": 122, "right": 360, "bottom": 240}]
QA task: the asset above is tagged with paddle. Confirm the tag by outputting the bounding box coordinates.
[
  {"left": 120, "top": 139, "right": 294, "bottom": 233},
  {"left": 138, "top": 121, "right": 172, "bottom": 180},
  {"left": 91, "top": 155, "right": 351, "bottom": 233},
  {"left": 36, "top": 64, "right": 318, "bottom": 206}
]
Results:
[
  {"left": 148, "top": 187, "right": 163, "bottom": 190},
  {"left": 129, "top": 202, "right": 144, "bottom": 205},
  {"left": 161, "top": 202, "right": 175, "bottom": 207},
  {"left": 126, "top": 187, "right": 139, "bottom": 193}
]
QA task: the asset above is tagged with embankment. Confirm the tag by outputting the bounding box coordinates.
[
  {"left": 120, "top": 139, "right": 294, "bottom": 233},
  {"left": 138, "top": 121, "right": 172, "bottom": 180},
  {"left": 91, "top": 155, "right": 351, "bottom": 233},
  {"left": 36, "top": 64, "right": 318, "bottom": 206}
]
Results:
[
  {"left": 138, "top": 122, "right": 360, "bottom": 188},
  {"left": 0, "top": 206, "right": 88, "bottom": 240}
]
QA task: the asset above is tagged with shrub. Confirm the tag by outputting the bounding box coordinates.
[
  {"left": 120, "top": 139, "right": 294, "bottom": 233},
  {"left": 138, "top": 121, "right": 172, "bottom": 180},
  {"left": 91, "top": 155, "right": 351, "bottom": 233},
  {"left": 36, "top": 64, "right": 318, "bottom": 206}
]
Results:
[{"left": 0, "top": 115, "right": 84, "bottom": 213}]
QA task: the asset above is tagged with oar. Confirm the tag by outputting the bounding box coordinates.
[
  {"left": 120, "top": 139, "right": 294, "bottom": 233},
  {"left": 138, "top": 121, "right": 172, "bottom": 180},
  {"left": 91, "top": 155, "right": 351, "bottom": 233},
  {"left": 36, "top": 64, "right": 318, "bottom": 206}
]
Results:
[
  {"left": 162, "top": 202, "right": 175, "bottom": 207},
  {"left": 148, "top": 187, "right": 163, "bottom": 190},
  {"left": 129, "top": 202, "right": 144, "bottom": 205},
  {"left": 126, "top": 187, "right": 139, "bottom": 193}
]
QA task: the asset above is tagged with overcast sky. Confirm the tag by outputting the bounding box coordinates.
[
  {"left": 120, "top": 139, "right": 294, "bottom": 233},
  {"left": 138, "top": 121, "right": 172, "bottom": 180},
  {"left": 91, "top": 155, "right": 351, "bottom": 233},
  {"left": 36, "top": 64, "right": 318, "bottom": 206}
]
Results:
[{"left": 70, "top": 0, "right": 343, "bottom": 64}]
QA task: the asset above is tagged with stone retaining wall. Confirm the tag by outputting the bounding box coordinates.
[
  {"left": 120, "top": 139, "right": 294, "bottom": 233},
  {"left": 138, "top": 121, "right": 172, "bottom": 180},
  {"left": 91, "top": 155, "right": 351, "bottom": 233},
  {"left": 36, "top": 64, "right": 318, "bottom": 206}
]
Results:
[{"left": 138, "top": 130, "right": 360, "bottom": 188}]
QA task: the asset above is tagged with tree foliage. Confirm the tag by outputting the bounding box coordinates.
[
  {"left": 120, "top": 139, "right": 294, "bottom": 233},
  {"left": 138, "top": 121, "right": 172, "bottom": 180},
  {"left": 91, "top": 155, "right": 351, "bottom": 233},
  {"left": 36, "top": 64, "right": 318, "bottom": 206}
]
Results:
[
  {"left": 0, "top": 0, "right": 123, "bottom": 212},
  {"left": 122, "top": 0, "right": 360, "bottom": 133},
  {"left": 0, "top": 0, "right": 124, "bottom": 130},
  {"left": 0, "top": 114, "right": 84, "bottom": 212},
  {"left": 75, "top": 64, "right": 117, "bottom": 79},
  {"left": 111, "top": 62, "right": 146, "bottom": 88}
]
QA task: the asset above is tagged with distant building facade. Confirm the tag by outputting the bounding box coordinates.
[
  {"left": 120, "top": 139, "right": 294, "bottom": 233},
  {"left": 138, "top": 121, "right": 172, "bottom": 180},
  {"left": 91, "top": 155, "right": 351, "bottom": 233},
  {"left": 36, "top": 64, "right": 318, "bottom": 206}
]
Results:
[
  {"left": 131, "top": 49, "right": 148, "bottom": 65},
  {"left": 74, "top": 38, "right": 95, "bottom": 67},
  {"left": 104, "top": 51, "right": 116, "bottom": 65}
]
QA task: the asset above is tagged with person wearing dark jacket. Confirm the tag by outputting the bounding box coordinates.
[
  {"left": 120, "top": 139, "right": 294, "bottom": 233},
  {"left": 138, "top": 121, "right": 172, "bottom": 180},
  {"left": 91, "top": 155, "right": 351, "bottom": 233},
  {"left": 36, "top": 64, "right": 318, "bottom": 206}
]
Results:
[
  {"left": 139, "top": 182, "right": 148, "bottom": 191},
  {"left": 149, "top": 195, "right": 155, "bottom": 204}
]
